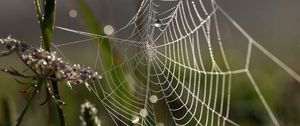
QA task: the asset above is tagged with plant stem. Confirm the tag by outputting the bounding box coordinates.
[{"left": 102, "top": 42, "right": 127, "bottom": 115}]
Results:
[
  {"left": 51, "top": 78, "right": 65, "bottom": 126},
  {"left": 41, "top": 0, "right": 56, "bottom": 50},
  {"left": 2, "top": 98, "right": 12, "bottom": 126},
  {"left": 16, "top": 91, "right": 36, "bottom": 126},
  {"left": 34, "top": 0, "right": 65, "bottom": 125},
  {"left": 16, "top": 79, "right": 43, "bottom": 126}
]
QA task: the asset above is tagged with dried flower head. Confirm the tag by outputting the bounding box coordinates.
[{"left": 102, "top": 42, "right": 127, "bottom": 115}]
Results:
[
  {"left": 0, "top": 36, "right": 102, "bottom": 88},
  {"left": 0, "top": 35, "right": 29, "bottom": 52}
]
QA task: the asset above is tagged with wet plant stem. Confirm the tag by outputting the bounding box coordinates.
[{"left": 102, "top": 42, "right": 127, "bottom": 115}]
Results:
[
  {"left": 34, "top": 0, "right": 65, "bottom": 125},
  {"left": 51, "top": 78, "right": 65, "bottom": 126}
]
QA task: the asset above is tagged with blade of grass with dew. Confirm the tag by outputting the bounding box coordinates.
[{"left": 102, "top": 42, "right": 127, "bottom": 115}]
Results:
[{"left": 74, "top": 0, "right": 135, "bottom": 123}]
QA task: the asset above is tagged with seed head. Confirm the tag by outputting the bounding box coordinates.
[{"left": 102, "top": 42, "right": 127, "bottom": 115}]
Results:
[
  {"left": 80, "top": 100, "right": 101, "bottom": 126},
  {"left": 0, "top": 36, "right": 102, "bottom": 86}
]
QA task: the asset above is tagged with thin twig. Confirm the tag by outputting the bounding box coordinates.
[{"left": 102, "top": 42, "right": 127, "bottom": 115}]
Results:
[{"left": 16, "top": 79, "right": 43, "bottom": 126}]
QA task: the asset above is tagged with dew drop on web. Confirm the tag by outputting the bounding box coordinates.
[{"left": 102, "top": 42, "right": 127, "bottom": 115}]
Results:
[
  {"left": 150, "top": 95, "right": 158, "bottom": 103},
  {"left": 139, "top": 109, "right": 148, "bottom": 117},
  {"left": 154, "top": 19, "right": 162, "bottom": 28},
  {"left": 131, "top": 115, "right": 139, "bottom": 124},
  {"left": 104, "top": 25, "right": 114, "bottom": 35},
  {"left": 156, "top": 122, "right": 164, "bottom": 126}
]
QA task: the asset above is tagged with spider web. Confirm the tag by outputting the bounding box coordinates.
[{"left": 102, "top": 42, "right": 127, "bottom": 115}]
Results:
[{"left": 52, "top": 0, "right": 300, "bottom": 125}]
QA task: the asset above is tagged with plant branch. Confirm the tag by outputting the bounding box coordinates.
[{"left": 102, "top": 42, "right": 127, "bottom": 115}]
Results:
[{"left": 16, "top": 79, "right": 43, "bottom": 126}]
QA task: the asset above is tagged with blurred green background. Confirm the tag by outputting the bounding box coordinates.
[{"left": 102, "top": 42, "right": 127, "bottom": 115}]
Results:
[{"left": 0, "top": 0, "right": 300, "bottom": 126}]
